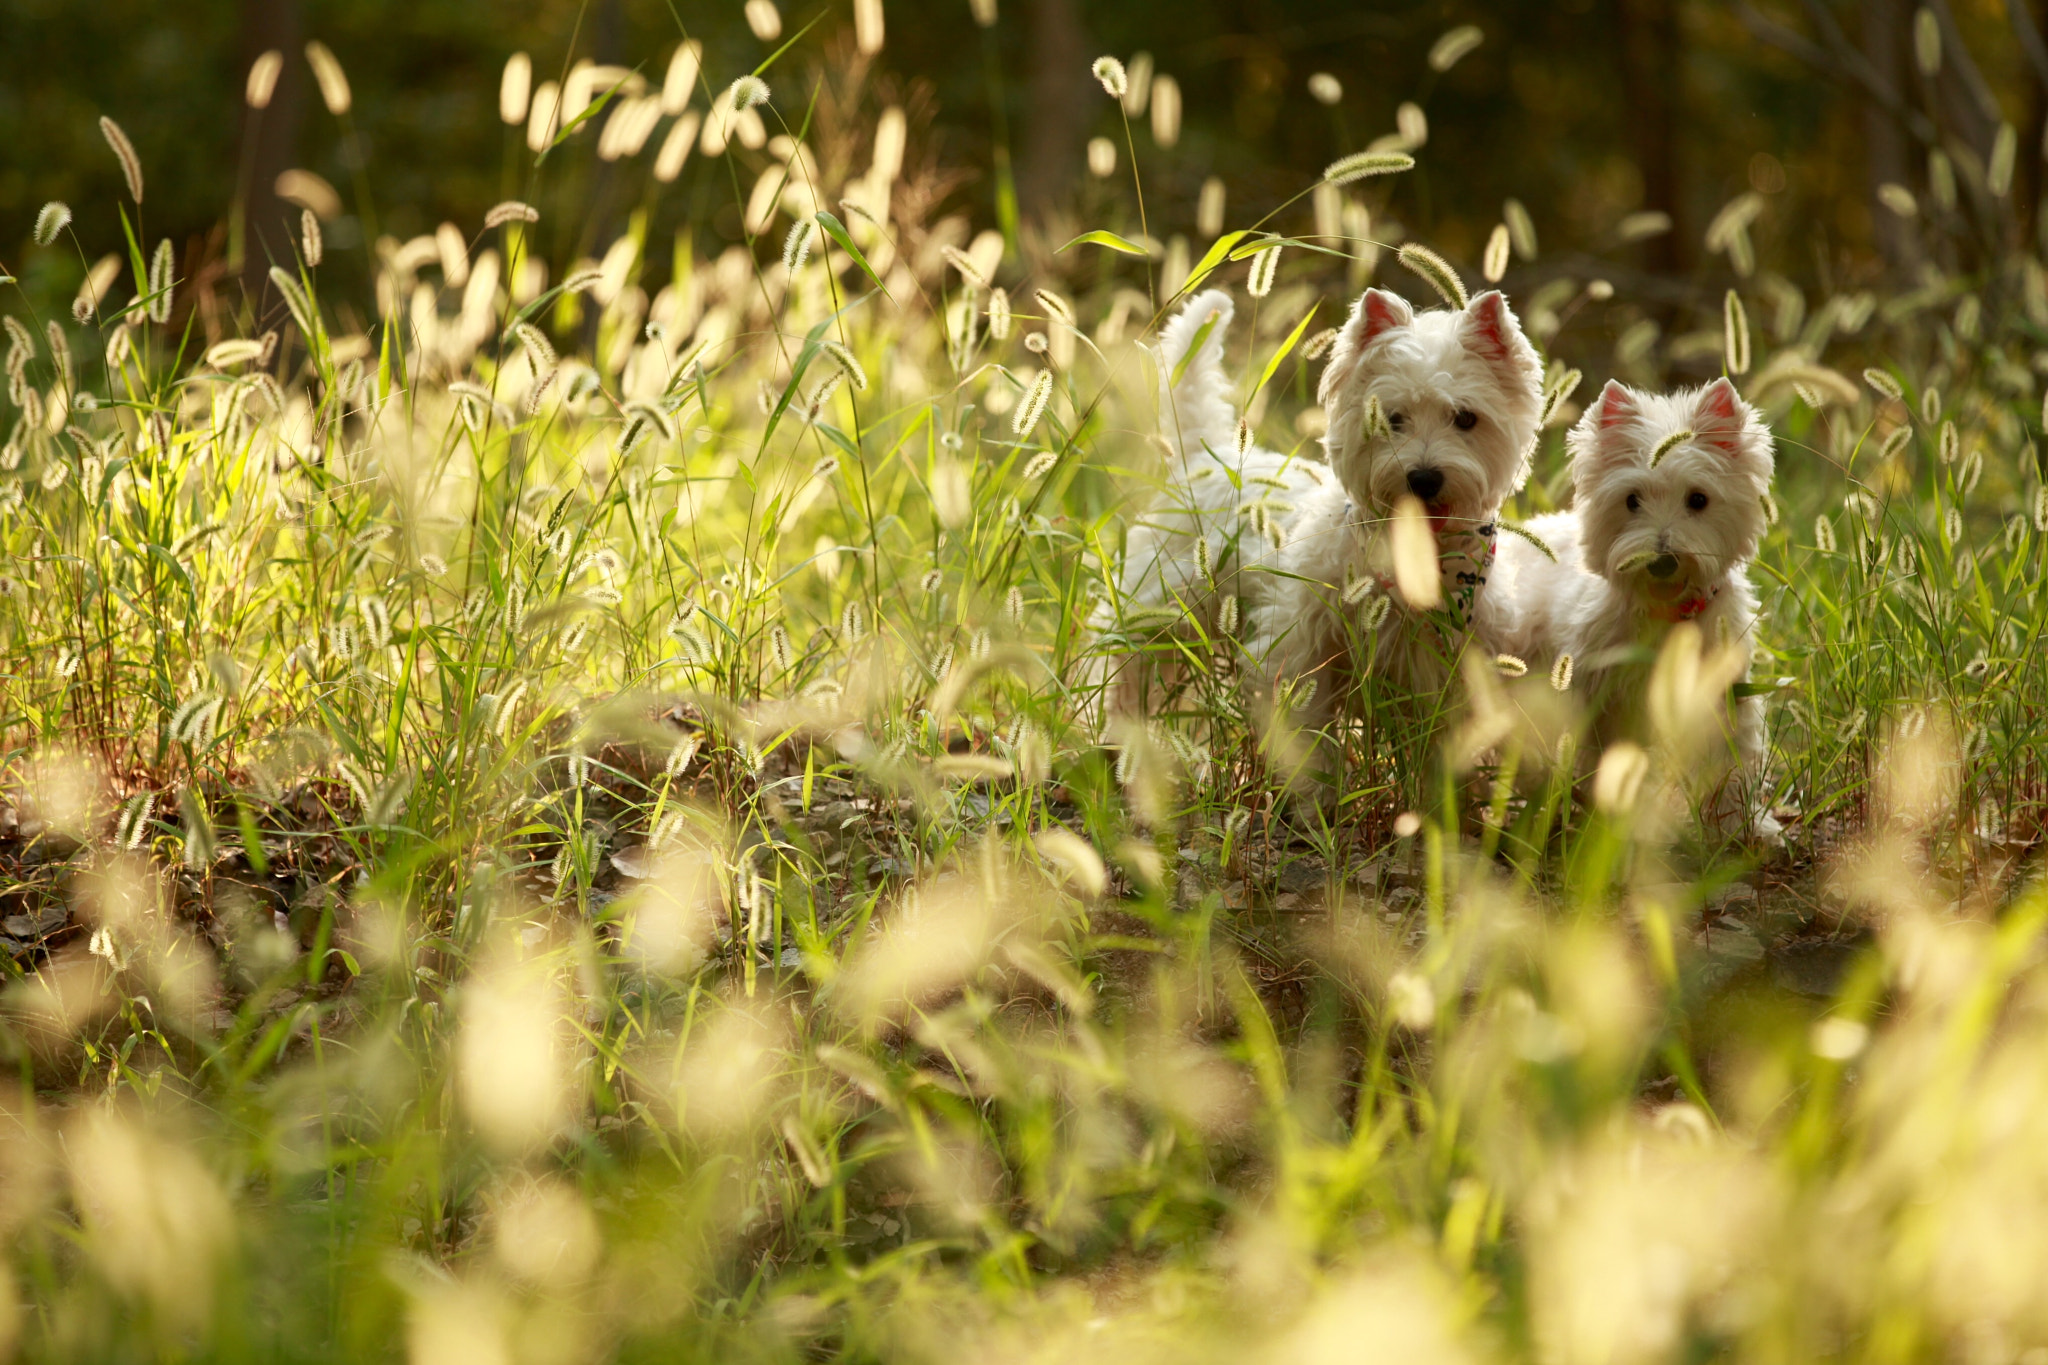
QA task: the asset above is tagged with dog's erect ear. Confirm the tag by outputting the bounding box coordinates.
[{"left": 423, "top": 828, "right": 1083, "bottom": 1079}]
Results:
[
  {"left": 1318, "top": 288, "right": 1413, "bottom": 406},
  {"left": 1574, "top": 379, "right": 1643, "bottom": 466},
  {"left": 1593, "top": 379, "right": 1637, "bottom": 430},
  {"left": 1355, "top": 288, "right": 1414, "bottom": 346},
  {"left": 1458, "top": 289, "right": 1540, "bottom": 390},
  {"left": 1692, "top": 377, "right": 1748, "bottom": 457},
  {"left": 1458, "top": 291, "right": 1518, "bottom": 362}
]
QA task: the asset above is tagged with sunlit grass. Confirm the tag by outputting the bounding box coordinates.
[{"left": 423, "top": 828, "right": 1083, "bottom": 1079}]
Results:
[{"left": 0, "top": 16, "right": 2044, "bottom": 1365}]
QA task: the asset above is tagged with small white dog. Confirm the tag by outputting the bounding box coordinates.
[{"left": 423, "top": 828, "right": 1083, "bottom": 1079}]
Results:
[
  {"left": 1483, "top": 376, "right": 1782, "bottom": 838},
  {"left": 1096, "top": 284, "right": 1545, "bottom": 782}
]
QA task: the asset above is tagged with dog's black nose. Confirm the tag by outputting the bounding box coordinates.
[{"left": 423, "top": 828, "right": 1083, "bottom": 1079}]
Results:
[
  {"left": 1647, "top": 553, "right": 1680, "bottom": 579},
  {"left": 1405, "top": 468, "right": 1445, "bottom": 502}
]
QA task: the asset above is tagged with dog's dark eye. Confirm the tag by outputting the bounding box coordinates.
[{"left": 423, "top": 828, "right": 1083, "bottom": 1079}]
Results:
[
  {"left": 1625, "top": 493, "right": 1641, "bottom": 512},
  {"left": 1686, "top": 491, "right": 1709, "bottom": 511},
  {"left": 1387, "top": 412, "right": 1406, "bottom": 431},
  {"left": 1454, "top": 410, "right": 1478, "bottom": 431}
]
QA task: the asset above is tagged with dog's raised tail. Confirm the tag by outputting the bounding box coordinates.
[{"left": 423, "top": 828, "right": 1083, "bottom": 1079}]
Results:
[{"left": 1156, "top": 289, "right": 1240, "bottom": 465}]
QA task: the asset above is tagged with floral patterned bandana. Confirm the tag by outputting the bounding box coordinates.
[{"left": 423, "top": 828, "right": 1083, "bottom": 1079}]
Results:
[
  {"left": 1438, "top": 521, "right": 1497, "bottom": 629},
  {"left": 1644, "top": 584, "right": 1716, "bottom": 623},
  {"left": 1345, "top": 504, "right": 1497, "bottom": 630}
]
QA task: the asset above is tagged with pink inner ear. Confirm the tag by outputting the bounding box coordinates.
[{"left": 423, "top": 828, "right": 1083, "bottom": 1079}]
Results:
[
  {"left": 1695, "top": 380, "right": 1744, "bottom": 454},
  {"left": 1358, "top": 291, "right": 1409, "bottom": 346},
  {"left": 1596, "top": 381, "right": 1636, "bottom": 430},
  {"left": 1462, "top": 293, "right": 1509, "bottom": 358}
]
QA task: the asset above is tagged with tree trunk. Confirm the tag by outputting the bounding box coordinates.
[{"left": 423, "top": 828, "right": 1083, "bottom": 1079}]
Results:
[
  {"left": 1015, "top": 0, "right": 1089, "bottom": 227},
  {"left": 584, "top": 0, "right": 627, "bottom": 357},
  {"left": 2022, "top": 0, "right": 2048, "bottom": 253},
  {"left": 1859, "top": 0, "right": 1919, "bottom": 274},
  {"left": 1616, "top": 0, "right": 1685, "bottom": 278},
  {"left": 237, "top": 0, "right": 305, "bottom": 310}
]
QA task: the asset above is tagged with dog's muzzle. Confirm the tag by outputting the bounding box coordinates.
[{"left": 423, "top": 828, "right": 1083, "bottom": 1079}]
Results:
[
  {"left": 1647, "top": 553, "right": 1681, "bottom": 580},
  {"left": 1405, "top": 468, "right": 1445, "bottom": 502}
]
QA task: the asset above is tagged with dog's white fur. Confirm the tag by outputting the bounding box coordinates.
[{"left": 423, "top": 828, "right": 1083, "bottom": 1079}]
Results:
[
  {"left": 1482, "top": 377, "right": 1782, "bottom": 839},
  {"left": 1096, "top": 285, "right": 1544, "bottom": 776}
]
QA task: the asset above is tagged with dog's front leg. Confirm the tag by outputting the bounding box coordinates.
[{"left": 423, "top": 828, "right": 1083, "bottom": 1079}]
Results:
[
  {"left": 1250, "top": 607, "right": 1351, "bottom": 803},
  {"left": 1731, "top": 692, "right": 1783, "bottom": 843}
]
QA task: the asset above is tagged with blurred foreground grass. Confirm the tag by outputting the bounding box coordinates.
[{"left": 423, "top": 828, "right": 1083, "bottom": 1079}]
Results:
[{"left": 0, "top": 19, "right": 2046, "bottom": 1365}]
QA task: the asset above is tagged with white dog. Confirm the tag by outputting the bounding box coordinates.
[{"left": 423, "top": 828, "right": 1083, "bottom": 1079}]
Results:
[
  {"left": 1095, "top": 285, "right": 1545, "bottom": 783},
  {"left": 1482, "top": 377, "right": 1781, "bottom": 838}
]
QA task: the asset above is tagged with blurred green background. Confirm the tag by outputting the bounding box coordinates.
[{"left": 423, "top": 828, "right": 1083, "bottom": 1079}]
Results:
[{"left": 1, "top": 0, "right": 2041, "bottom": 348}]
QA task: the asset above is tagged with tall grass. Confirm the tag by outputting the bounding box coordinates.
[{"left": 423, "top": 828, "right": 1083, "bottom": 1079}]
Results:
[{"left": 0, "top": 17, "right": 2044, "bottom": 1365}]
